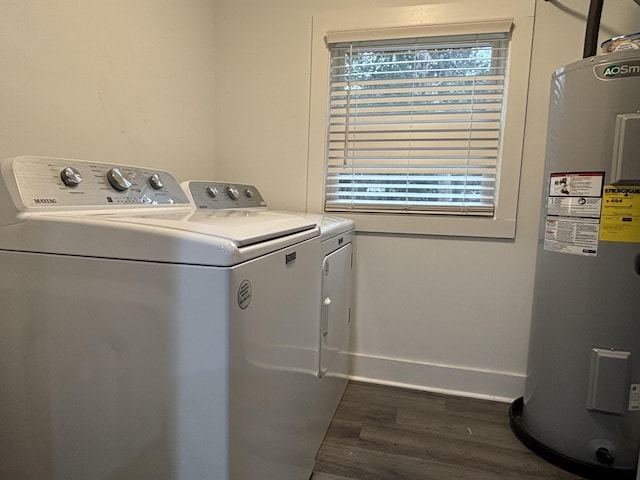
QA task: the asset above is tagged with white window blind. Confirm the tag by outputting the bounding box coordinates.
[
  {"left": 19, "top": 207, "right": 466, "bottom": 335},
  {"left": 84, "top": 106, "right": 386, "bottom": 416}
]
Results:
[{"left": 325, "top": 28, "right": 511, "bottom": 216}]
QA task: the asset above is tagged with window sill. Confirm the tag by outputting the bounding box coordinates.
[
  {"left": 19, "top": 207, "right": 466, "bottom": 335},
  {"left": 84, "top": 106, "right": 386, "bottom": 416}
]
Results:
[{"left": 327, "top": 211, "right": 516, "bottom": 239}]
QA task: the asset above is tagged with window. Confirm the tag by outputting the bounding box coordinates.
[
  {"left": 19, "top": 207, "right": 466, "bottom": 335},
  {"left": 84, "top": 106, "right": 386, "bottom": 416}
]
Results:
[
  {"left": 325, "top": 29, "right": 510, "bottom": 216},
  {"left": 307, "top": 5, "right": 535, "bottom": 238}
]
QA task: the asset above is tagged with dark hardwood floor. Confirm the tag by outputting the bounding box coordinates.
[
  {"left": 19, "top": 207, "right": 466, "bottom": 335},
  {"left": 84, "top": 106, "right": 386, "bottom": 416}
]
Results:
[{"left": 311, "top": 381, "right": 585, "bottom": 480}]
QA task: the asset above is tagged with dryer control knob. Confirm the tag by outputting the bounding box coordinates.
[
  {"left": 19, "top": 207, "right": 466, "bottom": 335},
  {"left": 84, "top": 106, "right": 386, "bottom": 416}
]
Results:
[
  {"left": 226, "top": 185, "right": 240, "bottom": 200},
  {"left": 244, "top": 188, "right": 254, "bottom": 199},
  {"left": 61, "top": 167, "right": 82, "bottom": 187},
  {"left": 148, "top": 174, "right": 164, "bottom": 190},
  {"left": 107, "top": 167, "right": 133, "bottom": 191},
  {"left": 206, "top": 186, "right": 219, "bottom": 198}
]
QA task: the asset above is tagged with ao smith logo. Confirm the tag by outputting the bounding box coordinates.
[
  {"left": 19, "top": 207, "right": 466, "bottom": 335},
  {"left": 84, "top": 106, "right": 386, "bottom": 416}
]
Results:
[
  {"left": 33, "top": 198, "right": 58, "bottom": 204},
  {"left": 605, "top": 187, "right": 640, "bottom": 196},
  {"left": 603, "top": 64, "right": 640, "bottom": 77},
  {"left": 595, "top": 60, "right": 640, "bottom": 80}
]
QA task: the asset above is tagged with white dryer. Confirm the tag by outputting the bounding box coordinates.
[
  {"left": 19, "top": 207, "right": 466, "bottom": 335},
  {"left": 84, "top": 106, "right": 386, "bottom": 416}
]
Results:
[
  {"left": 301, "top": 213, "right": 354, "bottom": 444},
  {"left": 305, "top": 214, "right": 353, "bottom": 381},
  {"left": 183, "top": 181, "right": 355, "bottom": 457},
  {"left": 0, "top": 156, "right": 322, "bottom": 480}
]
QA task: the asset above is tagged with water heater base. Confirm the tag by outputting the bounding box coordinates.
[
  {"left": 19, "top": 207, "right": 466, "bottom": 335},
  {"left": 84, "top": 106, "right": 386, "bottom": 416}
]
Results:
[{"left": 509, "top": 397, "right": 636, "bottom": 480}]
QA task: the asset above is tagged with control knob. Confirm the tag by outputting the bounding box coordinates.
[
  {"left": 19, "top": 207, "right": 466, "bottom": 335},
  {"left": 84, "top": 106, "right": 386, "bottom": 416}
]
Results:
[
  {"left": 225, "top": 185, "right": 240, "bottom": 200},
  {"left": 60, "top": 167, "right": 82, "bottom": 187},
  {"left": 244, "top": 188, "right": 254, "bottom": 199},
  {"left": 107, "top": 167, "right": 133, "bottom": 191},
  {"left": 148, "top": 174, "right": 164, "bottom": 190},
  {"left": 206, "top": 186, "right": 219, "bottom": 198}
]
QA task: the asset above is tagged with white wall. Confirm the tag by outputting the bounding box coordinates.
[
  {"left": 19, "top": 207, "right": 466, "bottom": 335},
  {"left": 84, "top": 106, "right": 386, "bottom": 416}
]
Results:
[
  {"left": 2, "top": 0, "right": 638, "bottom": 402},
  {"left": 0, "top": 0, "right": 216, "bottom": 180},
  {"left": 214, "top": 0, "right": 640, "bottom": 401}
]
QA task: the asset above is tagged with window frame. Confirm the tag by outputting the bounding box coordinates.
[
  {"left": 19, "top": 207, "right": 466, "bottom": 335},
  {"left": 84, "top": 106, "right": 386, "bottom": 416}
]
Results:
[{"left": 306, "top": 1, "right": 535, "bottom": 239}]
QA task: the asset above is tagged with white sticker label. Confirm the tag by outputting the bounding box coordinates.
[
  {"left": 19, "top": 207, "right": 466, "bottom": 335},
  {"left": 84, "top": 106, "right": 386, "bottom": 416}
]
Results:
[
  {"left": 544, "top": 172, "right": 604, "bottom": 257},
  {"left": 547, "top": 196, "right": 602, "bottom": 219},
  {"left": 543, "top": 217, "right": 600, "bottom": 256},
  {"left": 549, "top": 173, "right": 604, "bottom": 198},
  {"left": 629, "top": 384, "right": 640, "bottom": 411}
]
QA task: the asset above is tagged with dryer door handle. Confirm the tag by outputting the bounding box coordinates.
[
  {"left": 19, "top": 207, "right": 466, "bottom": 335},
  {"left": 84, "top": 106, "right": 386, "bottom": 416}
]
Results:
[{"left": 321, "top": 297, "right": 332, "bottom": 337}]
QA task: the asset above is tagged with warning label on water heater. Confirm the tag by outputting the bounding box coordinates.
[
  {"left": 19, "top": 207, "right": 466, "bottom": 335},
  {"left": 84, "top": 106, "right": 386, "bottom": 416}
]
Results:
[
  {"left": 628, "top": 384, "right": 640, "bottom": 411},
  {"left": 600, "top": 186, "right": 640, "bottom": 243},
  {"left": 543, "top": 172, "right": 604, "bottom": 257}
]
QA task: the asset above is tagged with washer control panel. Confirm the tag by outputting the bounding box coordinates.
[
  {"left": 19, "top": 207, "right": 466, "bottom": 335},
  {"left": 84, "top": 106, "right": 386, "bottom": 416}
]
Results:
[
  {"left": 7, "top": 156, "right": 190, "bottom": 209},
  {"left": 186, "top": 181, "right": 267, "bottom": 209}
]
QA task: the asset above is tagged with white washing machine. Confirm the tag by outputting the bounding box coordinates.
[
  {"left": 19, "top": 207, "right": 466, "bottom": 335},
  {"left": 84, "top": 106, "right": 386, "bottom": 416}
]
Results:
[
  {"left": 0, "top": 156, "right": 323, "bottom": 480},
  {"left": 183, "top": 182, "right": 355, "bottom": 458}
]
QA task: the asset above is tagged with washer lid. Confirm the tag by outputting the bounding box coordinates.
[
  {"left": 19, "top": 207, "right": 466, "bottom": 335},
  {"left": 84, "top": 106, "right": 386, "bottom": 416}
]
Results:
[
  {"left": 95, "top": 209, "right": 318, "bottom": 247},
  {"left": 0, "top": 210, "right": 319, "bottom": 266},
  {"left": 0, "top": 156, "right": 320, "bottom": 265}
]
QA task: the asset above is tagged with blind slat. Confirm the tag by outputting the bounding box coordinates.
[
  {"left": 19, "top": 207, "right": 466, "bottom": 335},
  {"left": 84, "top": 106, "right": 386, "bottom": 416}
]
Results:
[
  {"left": 325, "top": 19, "right": 513, "bottom": 44},
  {"left": 330, "top": 75, "right": 506, "bottom": 89},
  {"left": 329, "top": 113, "right": 503, "bottom": 126},
  {"left": 328, "top": 123, "right": 501, "bottom": 133}
]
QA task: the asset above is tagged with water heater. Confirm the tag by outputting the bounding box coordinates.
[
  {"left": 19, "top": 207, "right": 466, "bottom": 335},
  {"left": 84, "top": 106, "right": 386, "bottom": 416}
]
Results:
[{"left": 511, "top": 49, "right": 640, "bottom": 479}]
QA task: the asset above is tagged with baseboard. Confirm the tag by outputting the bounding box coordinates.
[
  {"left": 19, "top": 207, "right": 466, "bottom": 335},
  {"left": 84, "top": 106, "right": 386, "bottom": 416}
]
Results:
[{"left": 347, "top": 353, "right": 525, "bottom": 403}]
